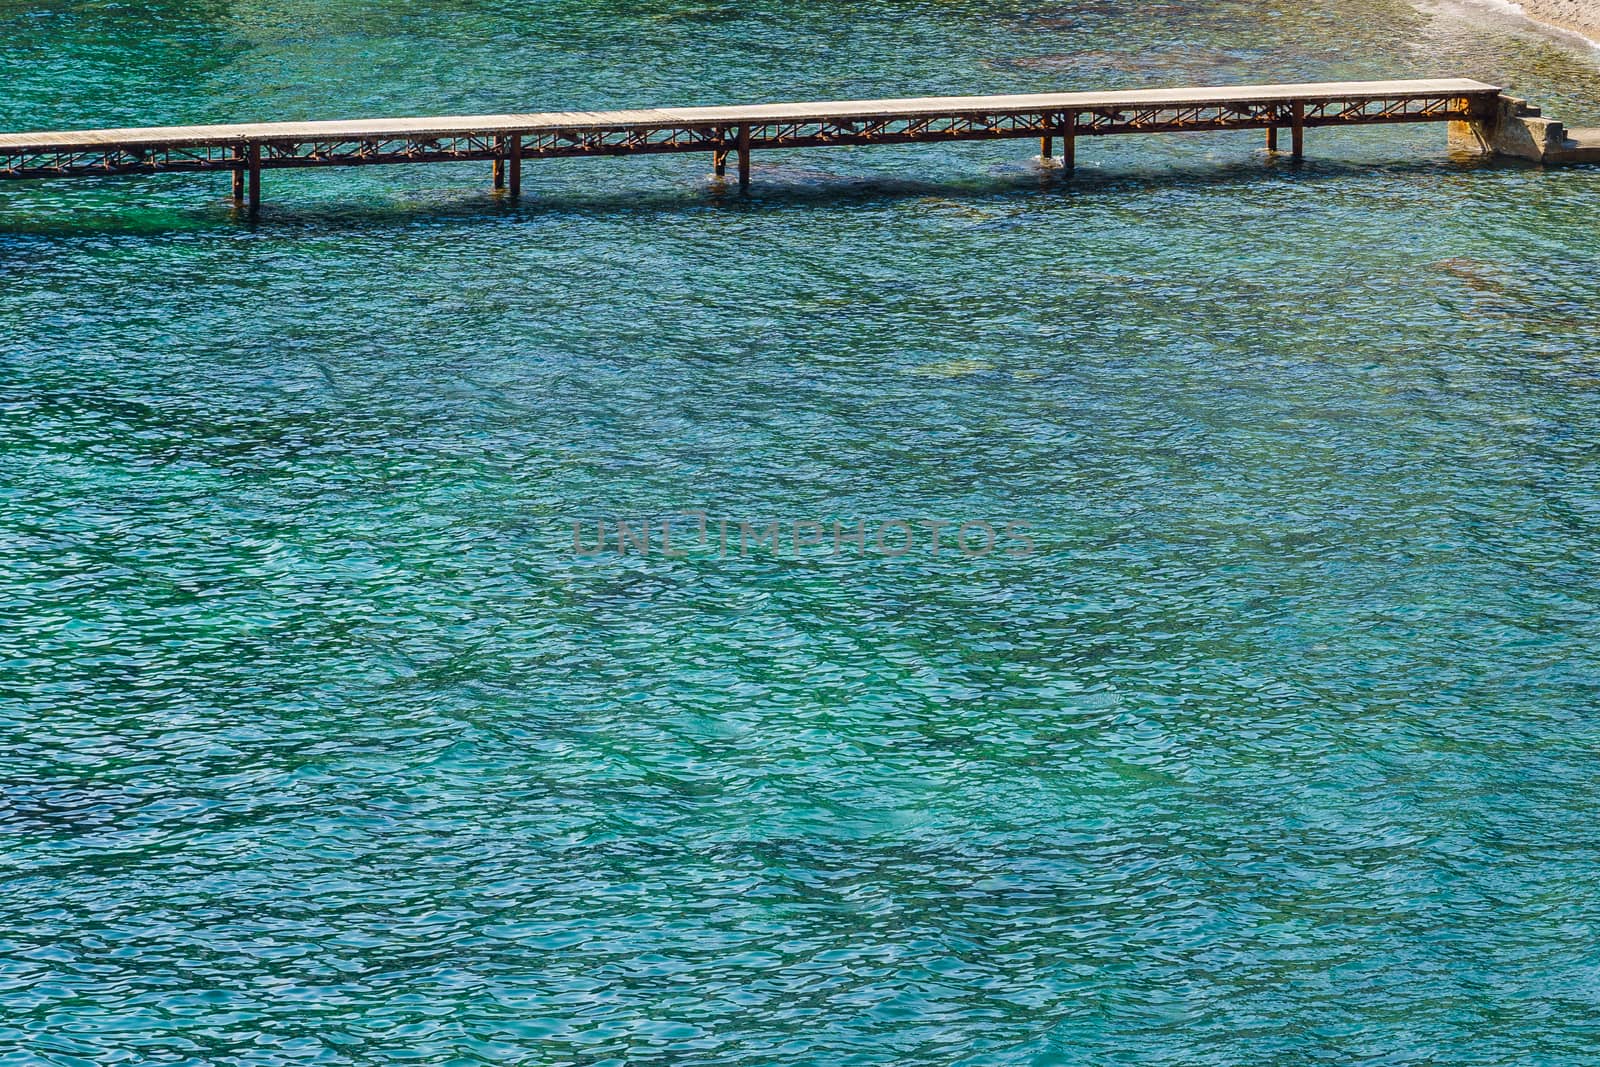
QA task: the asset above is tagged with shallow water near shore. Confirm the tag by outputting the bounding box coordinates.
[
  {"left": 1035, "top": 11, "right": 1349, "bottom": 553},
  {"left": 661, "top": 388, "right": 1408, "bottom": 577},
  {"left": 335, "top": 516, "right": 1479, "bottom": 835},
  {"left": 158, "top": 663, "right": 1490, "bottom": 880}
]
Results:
[{"left": 4, "top": 1, "right": 1600, "bottom": 1064}]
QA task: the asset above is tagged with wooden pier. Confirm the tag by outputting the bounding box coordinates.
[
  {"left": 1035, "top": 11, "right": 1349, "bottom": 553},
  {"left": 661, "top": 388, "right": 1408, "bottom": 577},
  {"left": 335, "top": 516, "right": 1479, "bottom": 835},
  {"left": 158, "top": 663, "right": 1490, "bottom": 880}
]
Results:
[{"left": 0, "top": 79, "right": 1502, "bottom": 212}]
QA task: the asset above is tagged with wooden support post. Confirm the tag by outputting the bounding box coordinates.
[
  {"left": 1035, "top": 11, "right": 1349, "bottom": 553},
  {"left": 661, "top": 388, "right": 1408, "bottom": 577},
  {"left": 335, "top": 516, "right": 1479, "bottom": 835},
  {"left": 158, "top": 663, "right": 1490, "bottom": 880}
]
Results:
[
  {"left": 508, "top": 134, "right": 521, "bottom": 198},
  {"left": 231, "top": 148, "right": 244, "bottom": 202},
  {"left": 1266, "top": 125, "right": 1278, "bottom": 152},
  {"left": 246, "top": 143, "right": 261, "bottom": 215},
  {"left": 1041, "top": 135, "right": 1053, "bottom": 161},
  {"left": 493, "top": 138, "right": 505, "bottom": 189},
  {"left": 1291, "top": 101, "right": 1304, "bottom": 161},
  {"left": 738, "top": 124, "right": 751, "bottom": 192},
  {"left": 713, "top": 149, "right": 727, "bottom": 177},
  {"left": 1062, "top": 112, "right": 1076, "bottom": 173}
]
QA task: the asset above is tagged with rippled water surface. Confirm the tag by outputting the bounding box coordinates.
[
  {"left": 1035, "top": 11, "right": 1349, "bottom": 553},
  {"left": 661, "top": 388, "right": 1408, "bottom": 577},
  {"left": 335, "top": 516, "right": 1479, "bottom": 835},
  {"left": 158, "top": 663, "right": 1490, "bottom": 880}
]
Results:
[{"left": 4, "top": 1, "right": 1600, "bottom": 1063}]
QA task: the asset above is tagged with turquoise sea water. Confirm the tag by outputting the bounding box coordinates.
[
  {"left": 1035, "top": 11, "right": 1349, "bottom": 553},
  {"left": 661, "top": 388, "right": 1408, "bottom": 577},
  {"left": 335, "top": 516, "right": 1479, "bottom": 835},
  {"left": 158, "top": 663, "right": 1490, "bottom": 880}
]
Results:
[{"left": 5, "top": 1, "right": 1600, "bottom": 1063}]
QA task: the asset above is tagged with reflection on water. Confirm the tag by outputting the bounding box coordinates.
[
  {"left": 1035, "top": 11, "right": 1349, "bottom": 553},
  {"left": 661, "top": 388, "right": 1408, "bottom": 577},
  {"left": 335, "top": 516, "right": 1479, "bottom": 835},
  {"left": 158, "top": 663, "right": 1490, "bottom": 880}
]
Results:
[{"left": 3, "top": 0, "right": 1600, "bottom": 1064}]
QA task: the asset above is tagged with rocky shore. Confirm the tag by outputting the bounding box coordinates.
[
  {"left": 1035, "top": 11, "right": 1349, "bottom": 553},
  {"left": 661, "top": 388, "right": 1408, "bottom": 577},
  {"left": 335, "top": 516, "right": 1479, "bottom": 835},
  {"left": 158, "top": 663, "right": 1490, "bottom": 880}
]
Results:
[{"left": 1517, "top": 0, "right": 1600, "bottom": 44}]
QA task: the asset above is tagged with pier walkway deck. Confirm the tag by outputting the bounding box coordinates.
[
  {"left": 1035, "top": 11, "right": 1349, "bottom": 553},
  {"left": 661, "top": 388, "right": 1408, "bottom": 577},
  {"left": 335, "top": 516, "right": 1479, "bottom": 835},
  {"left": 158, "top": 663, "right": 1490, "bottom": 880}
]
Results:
[{"left": 0, "top": 79, "right": 1502, "bottom": 211}]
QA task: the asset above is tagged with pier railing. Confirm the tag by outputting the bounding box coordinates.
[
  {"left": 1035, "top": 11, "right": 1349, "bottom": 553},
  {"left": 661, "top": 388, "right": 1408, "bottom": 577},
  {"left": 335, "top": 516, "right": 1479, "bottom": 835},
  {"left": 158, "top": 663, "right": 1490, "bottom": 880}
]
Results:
[{"left": 0, "top": 79, "right": 1503, "bottom": 212}]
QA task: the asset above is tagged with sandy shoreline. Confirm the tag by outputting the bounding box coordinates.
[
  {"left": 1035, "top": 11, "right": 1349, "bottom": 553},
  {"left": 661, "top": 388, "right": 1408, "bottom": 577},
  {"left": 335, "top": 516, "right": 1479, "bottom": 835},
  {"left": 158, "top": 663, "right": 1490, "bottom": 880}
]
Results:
[{"left": 1498, "top": 0, "right": 1600, "bottom": 46}]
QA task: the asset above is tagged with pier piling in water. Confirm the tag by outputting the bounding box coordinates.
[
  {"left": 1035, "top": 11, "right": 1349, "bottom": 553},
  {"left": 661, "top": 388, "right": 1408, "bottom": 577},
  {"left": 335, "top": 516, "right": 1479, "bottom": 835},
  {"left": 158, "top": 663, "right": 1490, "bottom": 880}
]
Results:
[
  {"left": 246, "top": 143, "right": 260, "bottom": 215},
  {"left": 737, "top": 123, "right": 751, "bottom": 192},
  {"left": 1, "top": 80, "right": 1540, "bottom": 210}
]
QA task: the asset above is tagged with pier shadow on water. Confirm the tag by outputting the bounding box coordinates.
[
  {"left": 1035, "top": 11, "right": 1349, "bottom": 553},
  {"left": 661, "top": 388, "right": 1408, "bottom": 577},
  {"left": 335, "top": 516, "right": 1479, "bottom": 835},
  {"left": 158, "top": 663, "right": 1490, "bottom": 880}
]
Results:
[{"left": 0, "top": 149, "right": 1530, "bottom": 242}]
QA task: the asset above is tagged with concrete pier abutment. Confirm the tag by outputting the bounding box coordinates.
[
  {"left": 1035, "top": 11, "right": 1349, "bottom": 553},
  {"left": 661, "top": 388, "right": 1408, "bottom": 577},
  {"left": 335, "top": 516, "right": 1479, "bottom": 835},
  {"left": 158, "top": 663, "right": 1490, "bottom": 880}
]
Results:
[{"left": 1451, "top": 93, "right": 1600, "bottom": 164}]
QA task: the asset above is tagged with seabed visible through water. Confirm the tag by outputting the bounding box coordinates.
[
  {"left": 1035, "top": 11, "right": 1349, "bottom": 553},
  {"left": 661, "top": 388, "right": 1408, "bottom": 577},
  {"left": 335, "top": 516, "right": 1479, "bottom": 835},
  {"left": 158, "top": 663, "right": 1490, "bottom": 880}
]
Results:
[{"left": 3, "top": 1, "right": 1600, "bottom": 1063}]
